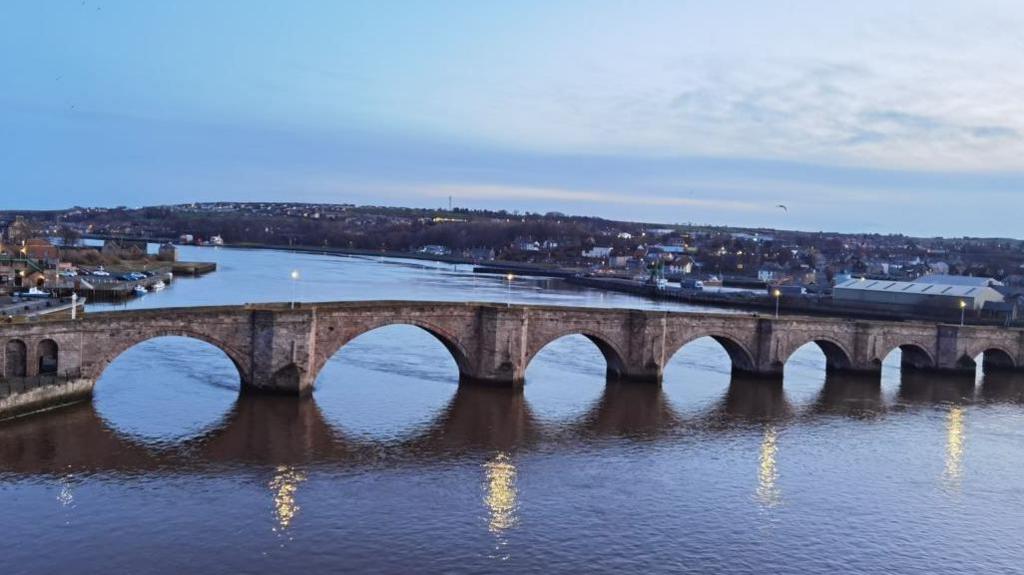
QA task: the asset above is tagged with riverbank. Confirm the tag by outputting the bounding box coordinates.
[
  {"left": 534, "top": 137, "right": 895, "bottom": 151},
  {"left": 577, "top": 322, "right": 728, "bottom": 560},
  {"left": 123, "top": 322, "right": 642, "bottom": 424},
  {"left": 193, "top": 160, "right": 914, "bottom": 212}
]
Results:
[
  {"left": 469, "top": 265, "right": 1014, "bottom": 326},
  {"left": 81, "top": 236, "right": 1013, "bottom": 326}
]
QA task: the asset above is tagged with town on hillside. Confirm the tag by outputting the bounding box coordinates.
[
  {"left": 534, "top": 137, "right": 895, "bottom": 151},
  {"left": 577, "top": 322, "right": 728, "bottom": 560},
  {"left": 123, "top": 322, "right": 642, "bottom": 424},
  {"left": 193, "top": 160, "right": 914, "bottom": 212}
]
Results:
[{"left": 3, "top": 202, "right": 1024, "bottom": 324}]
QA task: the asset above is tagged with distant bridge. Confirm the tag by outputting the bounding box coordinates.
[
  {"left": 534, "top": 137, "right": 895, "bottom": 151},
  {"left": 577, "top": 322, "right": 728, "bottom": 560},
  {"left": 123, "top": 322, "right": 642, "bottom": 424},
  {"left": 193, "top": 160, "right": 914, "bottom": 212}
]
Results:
[{"left": 2, "top": 301, "right": 1023, "bottom": 412}]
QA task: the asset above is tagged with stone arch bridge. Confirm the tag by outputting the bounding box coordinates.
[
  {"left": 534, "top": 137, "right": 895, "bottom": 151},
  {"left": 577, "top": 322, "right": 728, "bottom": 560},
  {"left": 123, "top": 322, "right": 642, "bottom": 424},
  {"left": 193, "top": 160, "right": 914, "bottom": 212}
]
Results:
[{"left": 2, "top": 301, "right": 1023, "bottom": 404}]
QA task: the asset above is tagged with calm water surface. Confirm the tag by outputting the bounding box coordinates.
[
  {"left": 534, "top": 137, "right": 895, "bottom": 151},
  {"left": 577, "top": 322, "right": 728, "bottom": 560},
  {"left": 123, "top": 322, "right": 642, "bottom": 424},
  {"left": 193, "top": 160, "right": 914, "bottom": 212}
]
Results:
[{"left": 2, "top": 246, "right": 1023, "bottom": 574}]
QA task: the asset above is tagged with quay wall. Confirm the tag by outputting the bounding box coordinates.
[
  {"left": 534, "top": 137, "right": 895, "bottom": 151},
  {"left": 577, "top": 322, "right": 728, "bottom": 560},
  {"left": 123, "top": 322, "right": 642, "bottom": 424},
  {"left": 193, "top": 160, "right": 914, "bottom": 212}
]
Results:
[{"left": 0, "top": 378, "right": 94, "bottom": 421}]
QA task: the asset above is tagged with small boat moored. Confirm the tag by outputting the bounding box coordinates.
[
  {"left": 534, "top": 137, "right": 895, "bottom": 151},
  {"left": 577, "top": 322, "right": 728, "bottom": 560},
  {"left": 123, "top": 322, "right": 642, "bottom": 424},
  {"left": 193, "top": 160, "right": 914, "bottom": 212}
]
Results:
[
  {"left": 133, "top": 285, "right": 148, "bottom": 297},
  {"left": 17, "top": 287, "right": 52, "bottom": 299}
]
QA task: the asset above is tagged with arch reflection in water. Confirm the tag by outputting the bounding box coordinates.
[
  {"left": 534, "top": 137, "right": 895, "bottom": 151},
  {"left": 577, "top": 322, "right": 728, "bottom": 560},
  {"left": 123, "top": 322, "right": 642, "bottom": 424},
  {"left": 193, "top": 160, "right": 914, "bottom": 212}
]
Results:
[
  {"left": 897, "top": 370, "right": 976, "bottom": 405},
  {"left": 978, "top": 370, "right": 1024, "bottom": 404},
  {"left": 710, "top": 376, "right": 793, "bottom": 424},
  {"left": 812, "top": 372, "right": 885, "bottom": 418},
  {"left": 410, "top": 386, "right": 539, "bottom": 454},
  {"left": 483, "top": 452, "right": 519, "bottom": 535},
  {"left": 574, "top": 382, "right": 681, "bottom": 439}
]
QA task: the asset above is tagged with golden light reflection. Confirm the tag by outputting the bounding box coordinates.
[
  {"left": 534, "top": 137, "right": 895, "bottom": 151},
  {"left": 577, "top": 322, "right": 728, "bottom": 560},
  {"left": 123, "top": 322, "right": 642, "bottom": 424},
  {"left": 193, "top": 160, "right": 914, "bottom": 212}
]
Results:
[
  {"left": 269, "top": 465, "right": 307, "bottom": 531},
  {"left": 757, "top": 425, "right": 781, "bottom": 508},
  {"left": 484, "top": 452, "right": 519, "bottom": 534},
  {"left": 944, "top": 406, "right": 965, "bottom": 487}
]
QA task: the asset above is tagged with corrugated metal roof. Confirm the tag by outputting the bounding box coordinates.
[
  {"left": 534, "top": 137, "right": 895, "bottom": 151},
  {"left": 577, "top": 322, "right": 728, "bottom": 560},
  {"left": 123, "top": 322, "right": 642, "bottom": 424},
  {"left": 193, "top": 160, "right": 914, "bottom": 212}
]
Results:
[
  {"left": 834, "top": 278, "right": 986, "bottom": 297},
  {"left": 916, "top": 274, "right": 1001, "bottom": 287}
]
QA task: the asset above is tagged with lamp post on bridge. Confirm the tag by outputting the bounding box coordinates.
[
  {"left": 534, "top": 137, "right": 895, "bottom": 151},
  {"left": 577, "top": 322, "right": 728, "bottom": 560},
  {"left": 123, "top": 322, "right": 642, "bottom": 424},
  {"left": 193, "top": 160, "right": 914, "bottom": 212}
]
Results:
[
  {"left": 960, "top": 299, "right": 967, "bottom": 327},
  {"left": 290, "top": 269, "right": 300, "bottom": 309},
  {"left": 773, "top": 288, "right": 782, "bottom": 319}
]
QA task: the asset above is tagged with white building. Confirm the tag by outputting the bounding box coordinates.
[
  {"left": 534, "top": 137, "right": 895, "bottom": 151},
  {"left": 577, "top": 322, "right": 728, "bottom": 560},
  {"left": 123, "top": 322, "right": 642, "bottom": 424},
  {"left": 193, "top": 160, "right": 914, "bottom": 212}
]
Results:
[
  {"left": 833, "top": 278, "right": 1004, "bottom": 311},
  {"left": 582, "top": 246, "right": 613, "bottom": 259}
]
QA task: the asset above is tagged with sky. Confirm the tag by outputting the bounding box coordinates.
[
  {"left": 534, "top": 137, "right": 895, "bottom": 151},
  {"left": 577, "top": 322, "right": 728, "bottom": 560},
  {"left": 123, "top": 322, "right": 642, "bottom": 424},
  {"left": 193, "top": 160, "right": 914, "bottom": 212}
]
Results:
[{"left": 3, "top": 1, "right": 1024, "bottom": 237}]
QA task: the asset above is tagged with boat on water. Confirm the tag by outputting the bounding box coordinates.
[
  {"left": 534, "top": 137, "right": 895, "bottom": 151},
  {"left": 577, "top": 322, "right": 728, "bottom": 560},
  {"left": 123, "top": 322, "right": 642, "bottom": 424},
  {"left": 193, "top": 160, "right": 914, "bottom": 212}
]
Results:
[
  {"left": 150, "top": 280, "right": 166, "bottom": 291},
  {"left": 17, "top": 287, "right": 51, "bottom": 299},
  {"left": 133, "top": 285, "right": 148, "bottom": 296}
]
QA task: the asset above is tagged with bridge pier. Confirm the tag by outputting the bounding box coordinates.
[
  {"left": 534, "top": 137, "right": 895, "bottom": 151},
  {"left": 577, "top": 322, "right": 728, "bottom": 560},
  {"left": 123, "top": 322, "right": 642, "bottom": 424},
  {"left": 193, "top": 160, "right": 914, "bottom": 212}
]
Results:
[
  {"left": 610, "top": 365, "right": 663, "bottom": 385},
  {"left": 732, "top": 366, "right": 785, "bottom": 381}
]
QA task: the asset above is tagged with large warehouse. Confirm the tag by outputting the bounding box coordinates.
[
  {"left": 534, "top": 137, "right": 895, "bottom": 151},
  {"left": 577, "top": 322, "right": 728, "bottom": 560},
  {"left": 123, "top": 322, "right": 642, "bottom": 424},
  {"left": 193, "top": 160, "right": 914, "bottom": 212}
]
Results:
[{"left": 833, "top": 277, "right": 1005, "bottom": 311}]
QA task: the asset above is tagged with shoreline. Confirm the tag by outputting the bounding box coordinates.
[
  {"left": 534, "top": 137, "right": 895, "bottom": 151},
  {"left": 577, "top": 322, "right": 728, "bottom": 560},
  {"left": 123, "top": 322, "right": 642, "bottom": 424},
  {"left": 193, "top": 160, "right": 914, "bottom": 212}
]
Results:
[{"left": 81, "top": 236, "right": 1013, "bottom": 326}]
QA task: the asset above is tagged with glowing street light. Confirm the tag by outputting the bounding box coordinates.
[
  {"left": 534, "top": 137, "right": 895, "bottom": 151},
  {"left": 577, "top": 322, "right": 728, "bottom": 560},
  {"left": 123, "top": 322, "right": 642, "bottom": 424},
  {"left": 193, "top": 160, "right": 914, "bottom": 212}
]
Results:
[
  {"left": 773, "top": 288, "right": 782, "bottom": 319},
  {"left": 959, "top": 299, "right": 967, "bottom": 326},
  {"left": 290, "top": 269, "right": 300, "bottom": 309}
]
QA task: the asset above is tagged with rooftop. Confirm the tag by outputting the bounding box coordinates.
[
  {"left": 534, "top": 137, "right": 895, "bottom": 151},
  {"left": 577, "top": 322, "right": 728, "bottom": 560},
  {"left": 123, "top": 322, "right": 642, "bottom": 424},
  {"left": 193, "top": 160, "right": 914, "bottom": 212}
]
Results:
[
  {"left": 834, "top": 278, "right": 997, "bottom": 297},
  {"left": 915, "top": 274, "right": 1002, "bottom": 287}
]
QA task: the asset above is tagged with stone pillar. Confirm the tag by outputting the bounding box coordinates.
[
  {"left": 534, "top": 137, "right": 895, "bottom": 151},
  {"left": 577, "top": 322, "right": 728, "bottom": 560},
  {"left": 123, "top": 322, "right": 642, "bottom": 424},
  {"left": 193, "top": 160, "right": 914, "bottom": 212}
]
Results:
[
  {"left": 614, "top": 311, "right": 665, "bottom": 384},
  {"left": 24, "top": 340, "right": 39, "bottom": 378},
  {"left": 458, "top": 306, "right": 527, "bottom": 387},
  {"left": 246, "top": 309, "right": 317, "bottom": 395},
  {"left": 843, "top": 322, "right": 883, "bottom": 376},
  {"left": 739, "top": 318, "right": 784, "bottom": 380},
  {"left": 935, "top": 325, "right": 973, "bottom": 373}
]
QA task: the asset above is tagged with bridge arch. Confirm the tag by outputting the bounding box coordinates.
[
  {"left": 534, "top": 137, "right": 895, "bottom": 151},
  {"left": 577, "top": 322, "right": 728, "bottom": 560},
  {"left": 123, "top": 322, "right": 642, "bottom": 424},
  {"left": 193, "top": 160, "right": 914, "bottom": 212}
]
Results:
[
  {"left": 664, "top": 333, "right": 756, "bottom": 374},
  {"left": 89, "top": 330, "right": 249, "bottom": 385},
  {"left": 37, "top": 339, "right": 59, "bottom": 375},
  {"left": 879, "top": 343, "right": 936, "bottom": 370},
  {"left": 4, "top": 338, "right": 28, "bottom": 378},
  {"left": 957, "top": 346, "right": 1016, "bottom": 372},
  {"left": 781, "top": 337, "right": 854, "bottom": 372},
  {"left": 980, "top": 347, "right": 1016, "bottom": 371},
  {"left": 524, "top": 329, "right": 628, "bottom": 380},
  {"left": 312, "top": 319, "right": 472, "bottom": 385},
  {"left": 960, "top": 343, "right": 1017, "bottom": 371}
]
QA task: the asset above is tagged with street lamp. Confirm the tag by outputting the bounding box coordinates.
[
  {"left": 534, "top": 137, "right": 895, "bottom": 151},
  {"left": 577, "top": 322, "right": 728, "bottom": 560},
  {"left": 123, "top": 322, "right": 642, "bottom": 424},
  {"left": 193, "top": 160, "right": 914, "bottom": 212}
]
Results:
[
  {"left": 959, "top": 299, "right": 967, "bottom": 326},
  {"left": 505, "top": 273, "right": 514, "bottom": 307},
  {"left": 773, "top": 288, "right": 782, "bottom": 319},
  {"left": 290, "top": 269, "right": 300, "bottom": 309}
]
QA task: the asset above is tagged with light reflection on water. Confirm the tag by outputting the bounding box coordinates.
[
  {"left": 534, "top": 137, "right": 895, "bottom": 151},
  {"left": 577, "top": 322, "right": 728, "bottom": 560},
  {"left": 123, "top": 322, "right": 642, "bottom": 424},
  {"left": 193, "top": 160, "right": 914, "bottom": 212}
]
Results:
[
  {"left": 484, "top": 452, "right": 518, "bottom": 534},
  {"left": 2, "top": 246, "right": 1024, "bottom": 573},
  {"left": 757, "top": 425, "right": 781, "bottom": 508},
  {"left": 270, "top": 465, "right": 306, "bottom": 533},
  {"left": 944, "top": 406, "right": 965, "bottom": 489}
]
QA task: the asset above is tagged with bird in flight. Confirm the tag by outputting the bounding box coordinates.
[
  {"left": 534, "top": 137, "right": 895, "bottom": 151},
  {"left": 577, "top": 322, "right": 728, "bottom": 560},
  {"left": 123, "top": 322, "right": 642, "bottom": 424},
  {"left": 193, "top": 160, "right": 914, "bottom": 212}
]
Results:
[{"left": 776, "top": 204, "right": 788, "bottom": 212}]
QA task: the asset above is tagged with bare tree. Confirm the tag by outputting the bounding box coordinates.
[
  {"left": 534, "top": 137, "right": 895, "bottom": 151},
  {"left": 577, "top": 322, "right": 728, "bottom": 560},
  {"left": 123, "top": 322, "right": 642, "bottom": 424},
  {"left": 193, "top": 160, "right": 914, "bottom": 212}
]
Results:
[{"left": 58, "top": 225, "right": 81, "bottom": 247}]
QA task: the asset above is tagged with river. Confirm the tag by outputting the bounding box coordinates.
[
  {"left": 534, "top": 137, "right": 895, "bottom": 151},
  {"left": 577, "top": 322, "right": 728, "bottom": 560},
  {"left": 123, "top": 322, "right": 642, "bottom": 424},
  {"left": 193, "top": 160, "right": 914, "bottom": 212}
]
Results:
[{"left": 2, "top": 245, "right": 1023, "bottom": 574}]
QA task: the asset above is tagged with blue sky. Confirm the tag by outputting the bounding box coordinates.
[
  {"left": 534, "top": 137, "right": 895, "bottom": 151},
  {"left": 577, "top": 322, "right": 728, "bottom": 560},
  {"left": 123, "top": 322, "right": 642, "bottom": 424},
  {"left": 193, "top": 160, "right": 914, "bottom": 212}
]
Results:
[{"left": 3, "top": 1, "right": 1024, "bottom": 236}]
